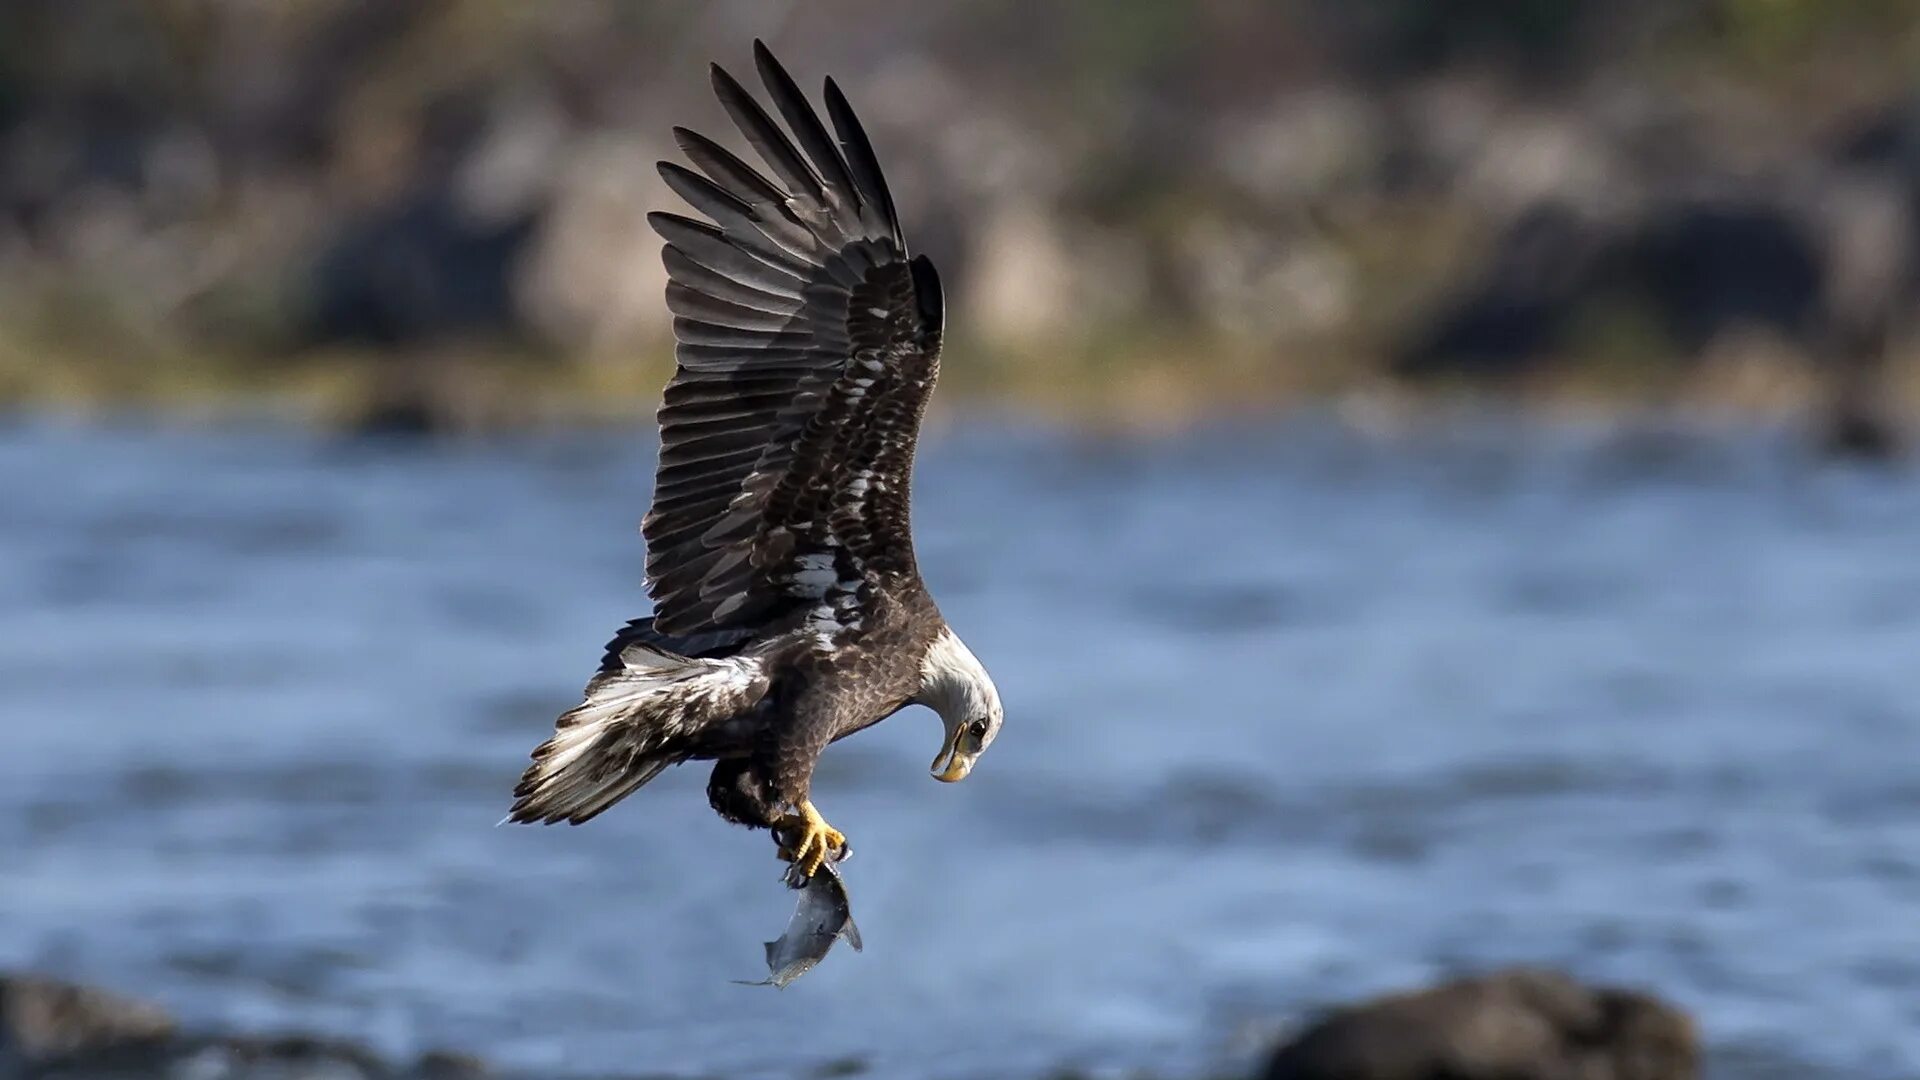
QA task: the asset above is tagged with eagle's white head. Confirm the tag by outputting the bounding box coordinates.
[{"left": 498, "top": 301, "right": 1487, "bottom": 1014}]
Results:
[{"left": 916, "top": 627, "right": 1002, "bottom": 783}]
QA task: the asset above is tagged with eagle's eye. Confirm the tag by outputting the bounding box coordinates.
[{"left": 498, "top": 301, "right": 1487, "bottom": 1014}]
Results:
[{"left": 966, "top": 717, "right": 991, "bottom": 740}]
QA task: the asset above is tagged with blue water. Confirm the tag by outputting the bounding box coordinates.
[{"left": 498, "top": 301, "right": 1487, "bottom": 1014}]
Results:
[{"left": 3, "top": 415, "right": 1919, "bottom": 1079}]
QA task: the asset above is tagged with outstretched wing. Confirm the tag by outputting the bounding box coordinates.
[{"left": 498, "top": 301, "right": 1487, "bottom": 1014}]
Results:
[{"left": 643, "top": 41, "right": 945, "bottom": 638}]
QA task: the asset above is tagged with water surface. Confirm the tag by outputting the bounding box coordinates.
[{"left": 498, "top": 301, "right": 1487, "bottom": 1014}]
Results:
[{"left": 3, "top": 416, "right": 1918, "bottom": 1079}]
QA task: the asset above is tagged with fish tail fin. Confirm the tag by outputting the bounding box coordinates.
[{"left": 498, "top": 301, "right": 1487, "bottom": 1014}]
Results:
[{"left": 505, "top": 640, "right": 767, "bottom": 826}]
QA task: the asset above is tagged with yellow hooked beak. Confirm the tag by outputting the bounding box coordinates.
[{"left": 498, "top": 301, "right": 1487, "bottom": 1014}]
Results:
[{"left": 930, "top": 728, "right": 977, "bottom": 783}]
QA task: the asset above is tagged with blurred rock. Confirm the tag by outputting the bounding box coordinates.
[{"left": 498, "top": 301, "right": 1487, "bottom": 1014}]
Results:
[
  {"left": 1818, "top": 402, "right": 1904, "bottom": 462},
  {"left": 1816, "top": 367, "right": 1906, "bottom": 463},
  {"left": 410, "top": 1049, "right": 491, "bottom": 1080},
  {"left": 1395, "top": 191, "right": 1858, "bottom": 375},
  {"left": 306, "top": 190, "right": 538, "bottom": 349},
  {"left": 0, "top": 972, "right": 490, "bottom": 1080},
  {"left": 1392, "top": 203, "right": 1610, "bottom": 379},
  {"left": 0, "top": 974, "right": 174, "bottom": 1065},
  {"left": 1258, "top": 968, "right": 1698, "bottom": 1080}
]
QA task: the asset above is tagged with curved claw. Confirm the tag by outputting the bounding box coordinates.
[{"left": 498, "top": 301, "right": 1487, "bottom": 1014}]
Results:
[{"left": 774, "top": 800, "right": 847, "bottom": 879}]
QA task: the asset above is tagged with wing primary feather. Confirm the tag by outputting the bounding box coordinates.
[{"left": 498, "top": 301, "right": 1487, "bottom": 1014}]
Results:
[
  {"left": 670, "top": 318, "right": 821, "bottom": 351},
  {"left": 673, "top": 126, "right": 822, "bottom": 257},
  {"left": 670, "top": 348, "right": 838, "bottom": 373},
  {"left": 753, "top": 40, "right": 861, "bottom": 214},
  {"left": 823, "top": 77, "right": 902, "bottom": 246},
  {"left": 673, "top": 126, "right": 789, "bottom": 206},
  {"left": 657, "top": 416, "right": 783, "bottom": 444},
  {"left": 649, "top": 213, "right": 810, "bottom": 291},
  {"left": 711, "top": 63, "right": 824, "bottom": 203},
  {"left": 644, "top": 514, "right": 737, "bottom": 554},
  {"left": 658, "top": 160, "right": 753, "bottom": 220},
  {"left": 662, "top": 392, "right": 798, "bottom": 423},
  {"left": 665, "top": 282, "right": 807, "bottom": 331},
  {"left": 655, "top": 443, "right": 764, "bottom": 476},
  {"left": 658, "top": 163, "right": 820, "bottom": 269},
  {"left": 662, "top": 246, "right": 803, "bottom": 313},
  {"left": 645, "top": 490, "right": 738, "bottom": 522},
  {"left": 660, "top": 422, "right": 771, "bottom": 458}
]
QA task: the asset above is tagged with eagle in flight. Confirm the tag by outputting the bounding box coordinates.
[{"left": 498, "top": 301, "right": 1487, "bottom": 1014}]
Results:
[{"left": 508, "top": 42, "right": 1003, "bottom": 879}]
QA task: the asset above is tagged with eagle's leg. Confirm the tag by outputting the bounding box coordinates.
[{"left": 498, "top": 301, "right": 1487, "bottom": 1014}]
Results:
[
  {"left": 756, "top": 687, "right": 847, "bottom": 879},
  {"left": 773, "top": 800, "right": 847, "bottom": 878},
  {"left": 708, "top": 758, "right": 849, "bottom": 879},
  {"left": 708, "top": 757, "right": 779, "bottom": 828}
]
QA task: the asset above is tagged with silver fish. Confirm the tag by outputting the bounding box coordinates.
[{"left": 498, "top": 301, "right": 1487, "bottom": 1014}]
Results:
[{"left": 736, "top": 847, "right": 861, "bottom": 989}]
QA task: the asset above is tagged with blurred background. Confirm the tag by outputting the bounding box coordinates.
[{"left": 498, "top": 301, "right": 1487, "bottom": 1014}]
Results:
[{"left": 6, "top": 2, "right": 1920, "bottom": 1079}]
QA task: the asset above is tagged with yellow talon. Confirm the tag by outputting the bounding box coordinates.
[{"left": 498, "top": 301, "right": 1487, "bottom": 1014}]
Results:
[{"left": 775, "top": 800, "right": 847, "bottom": 878}]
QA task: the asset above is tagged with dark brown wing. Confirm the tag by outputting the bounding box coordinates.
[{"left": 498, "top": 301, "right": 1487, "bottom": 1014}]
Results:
[{"left": 643, "top": 41, "right": 945, "bottom": 638}]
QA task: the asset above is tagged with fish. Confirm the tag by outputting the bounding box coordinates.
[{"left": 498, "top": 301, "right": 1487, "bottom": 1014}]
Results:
[{"left": 735, "top": 839, "right": 862, "bottom": 988}]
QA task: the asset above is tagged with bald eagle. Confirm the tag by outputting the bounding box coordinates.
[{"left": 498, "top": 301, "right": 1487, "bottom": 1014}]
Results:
[{"left": 508, "top": 42, "right": 1004, "bottom": 879}]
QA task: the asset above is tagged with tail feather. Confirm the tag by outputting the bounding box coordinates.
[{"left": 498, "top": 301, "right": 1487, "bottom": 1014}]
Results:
[
  {"left": 507, "top": 638, "right": 770, "bottom": 826},
  {"left": 510, "top": 750, "right": 678, "bottom": 827}
]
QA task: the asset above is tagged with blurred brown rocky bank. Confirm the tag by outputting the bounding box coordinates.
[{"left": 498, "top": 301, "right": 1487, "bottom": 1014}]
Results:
[{"left": 1, "top": 2, "right": 1916, "bottom": 439}]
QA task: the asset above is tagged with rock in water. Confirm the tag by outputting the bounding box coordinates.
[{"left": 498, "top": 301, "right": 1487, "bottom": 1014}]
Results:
[
  {"left": 737, "top": 848, "right": 862, "bottom": 989},
  {"left": 1260, "top": 967, "right": 1698, "bottom": 1080},
  {"left": 0, "top": 973, "right": 175, "bottom": 1063},
  {"left": 0, "top": 971, "right": 495, "bottom": 1078}
]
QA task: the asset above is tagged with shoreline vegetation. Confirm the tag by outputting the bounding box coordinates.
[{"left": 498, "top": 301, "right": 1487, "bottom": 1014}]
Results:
[{"left": 5, "top": 337, "right": 1915, "bottom": 440}]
